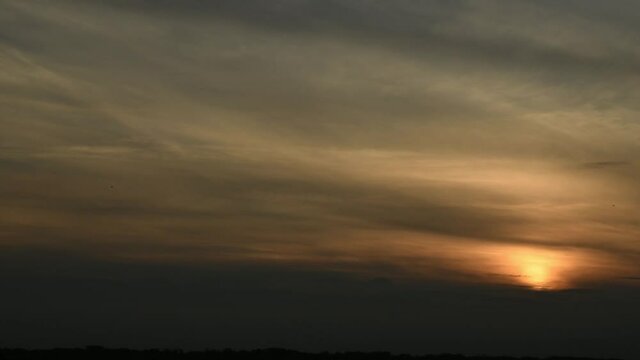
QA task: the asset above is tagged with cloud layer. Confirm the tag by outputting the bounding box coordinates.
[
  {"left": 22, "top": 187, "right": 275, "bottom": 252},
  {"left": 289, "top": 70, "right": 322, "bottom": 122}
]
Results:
[{"left": 2, "top": 0, "right": 640, "bottom": 292}]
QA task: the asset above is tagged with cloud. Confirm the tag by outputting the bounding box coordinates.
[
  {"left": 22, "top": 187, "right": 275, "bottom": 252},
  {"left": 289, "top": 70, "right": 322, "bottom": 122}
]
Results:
[
  {"left": 1, "top": 0, "right": 640, "bottom": 289},
  {"left": 581, "top": 160, "right": 629, "bottom": 169}
]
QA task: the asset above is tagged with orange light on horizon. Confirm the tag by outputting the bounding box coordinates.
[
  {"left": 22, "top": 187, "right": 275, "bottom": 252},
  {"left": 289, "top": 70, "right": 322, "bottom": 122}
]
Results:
[
  {"left": 512, "top": 250, "right": 559, "bottom": 290},
  {"left": 497, "top": 246, "right": 588, "bottom": 290}
]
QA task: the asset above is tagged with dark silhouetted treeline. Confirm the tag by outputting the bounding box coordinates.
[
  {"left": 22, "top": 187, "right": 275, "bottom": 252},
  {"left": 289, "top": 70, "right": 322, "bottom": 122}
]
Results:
[{"left": 0, "top": 348, "right": 622, "bottom": 360}]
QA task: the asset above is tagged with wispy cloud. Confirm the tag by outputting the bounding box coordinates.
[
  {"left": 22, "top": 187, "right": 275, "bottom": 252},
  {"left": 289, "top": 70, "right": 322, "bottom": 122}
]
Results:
[{"left": 1, "top": 0, "right": 640, "bottom": 290}]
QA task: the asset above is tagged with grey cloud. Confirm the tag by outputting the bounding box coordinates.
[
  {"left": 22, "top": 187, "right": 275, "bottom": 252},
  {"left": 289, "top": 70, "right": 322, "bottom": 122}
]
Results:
[
  {"left": 3, "top": 0, "right": 637, "bottom": 160},
  {"left": 93, "top": 0, "right": 640, "bottom": 84},
  {"left": 581, "top": 160, "right": 630, "bottom": 169},
  {"left": 1, "top": 0, "right": 640, "bottom": 296}
]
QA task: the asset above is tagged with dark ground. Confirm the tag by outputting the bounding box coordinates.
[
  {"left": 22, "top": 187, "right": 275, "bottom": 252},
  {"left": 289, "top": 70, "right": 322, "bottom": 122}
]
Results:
[{"left": 0, "top": 348, "right": 622, "bottom": 360}]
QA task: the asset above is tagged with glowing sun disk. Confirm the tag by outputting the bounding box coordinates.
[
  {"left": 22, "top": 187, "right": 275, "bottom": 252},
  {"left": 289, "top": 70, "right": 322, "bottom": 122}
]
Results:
[{"left": 505, "top": 248, "right": 568, "bottom": 290}]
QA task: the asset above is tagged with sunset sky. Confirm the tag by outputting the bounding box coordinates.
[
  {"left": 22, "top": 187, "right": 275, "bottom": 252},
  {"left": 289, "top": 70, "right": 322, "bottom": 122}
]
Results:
[{"left": 2, "top": 1, "right": 640, "bottom": 358}]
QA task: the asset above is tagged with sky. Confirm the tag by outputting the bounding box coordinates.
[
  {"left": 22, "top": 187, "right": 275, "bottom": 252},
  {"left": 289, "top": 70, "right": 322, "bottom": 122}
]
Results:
[{"left": 2, "top": 0, "right": 640, "bottom": 358}]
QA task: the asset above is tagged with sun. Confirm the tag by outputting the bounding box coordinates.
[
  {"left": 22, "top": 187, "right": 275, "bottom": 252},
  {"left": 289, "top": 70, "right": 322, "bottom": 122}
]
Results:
[
  {"left": 505, "top": 248, "right": 569, "bottom": 291},
  {"left": 520, "top": 256, "right": 552, "bottom": 290}
]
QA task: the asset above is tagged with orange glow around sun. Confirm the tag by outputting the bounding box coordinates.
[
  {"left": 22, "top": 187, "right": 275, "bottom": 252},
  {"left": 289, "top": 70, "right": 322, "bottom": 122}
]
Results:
[
  {"left": 450, "top": 242, "right": 608, "bottom": 291},
  {"left": 499, "top": 247, "right": 583, "bottom": 290},
  {"left": 512, "top": 251, "right": 557, "bottom": 290}
]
